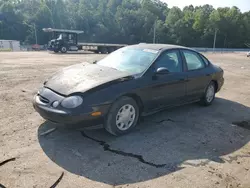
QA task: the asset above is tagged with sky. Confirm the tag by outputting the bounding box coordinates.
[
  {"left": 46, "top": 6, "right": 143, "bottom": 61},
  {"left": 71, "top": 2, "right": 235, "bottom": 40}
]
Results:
[{"left": 162, "top": 0, "right": 250, "bottom": 12}]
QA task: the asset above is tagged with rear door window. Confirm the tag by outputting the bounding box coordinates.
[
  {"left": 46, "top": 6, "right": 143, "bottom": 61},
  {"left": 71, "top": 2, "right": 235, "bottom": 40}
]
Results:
[
  {"left": 200, "top": 55, "right": 210, "bottom": 66},
  {"left": 182, "top": 50, "right": 205, "bottom": 71}
]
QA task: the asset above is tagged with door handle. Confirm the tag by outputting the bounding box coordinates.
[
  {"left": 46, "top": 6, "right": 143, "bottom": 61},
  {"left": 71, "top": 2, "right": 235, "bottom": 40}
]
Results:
[{"left": 206, "top": 74, "right": 211, "bottom": 76}]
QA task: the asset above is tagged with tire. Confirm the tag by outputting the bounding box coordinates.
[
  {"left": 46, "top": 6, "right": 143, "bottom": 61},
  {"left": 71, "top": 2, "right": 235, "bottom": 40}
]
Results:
[
  {"left": 104, "top": 97, "right": 139, "bottom": 136},
  {"left": 200, "top": 81, "right": 216, "bottom": 106},
  {"left": 54, "top": 49, "right": 59, "bottom": 53},
  {"left": 60, "top": 46, "right": 67, "bottom": 53},
  {"left": 100, "top": 47, "right": 108, "bottom": 54}
]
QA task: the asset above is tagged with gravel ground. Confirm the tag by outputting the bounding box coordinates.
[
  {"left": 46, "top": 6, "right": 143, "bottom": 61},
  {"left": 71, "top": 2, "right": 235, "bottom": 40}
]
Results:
[{"left": 0, "top": 51, "right": 250, "bottom": 188}]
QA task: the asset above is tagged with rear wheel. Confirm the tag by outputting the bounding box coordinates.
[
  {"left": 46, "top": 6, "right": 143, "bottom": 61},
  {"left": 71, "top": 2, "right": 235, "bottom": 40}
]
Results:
[
  {"left": 108, "top": 47, "right": 115, "bottom": 53},
  {"left": 104, "top": 97, "right": 139, "bottom": 136},
  {"left": 200, "top": 81, "right": 216, "bottom": 106}
]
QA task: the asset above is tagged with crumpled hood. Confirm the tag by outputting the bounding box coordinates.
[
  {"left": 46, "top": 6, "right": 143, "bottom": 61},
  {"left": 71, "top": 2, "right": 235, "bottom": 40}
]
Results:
[{"left": 44, "top": 63, "right": 132, "bottom": 96}]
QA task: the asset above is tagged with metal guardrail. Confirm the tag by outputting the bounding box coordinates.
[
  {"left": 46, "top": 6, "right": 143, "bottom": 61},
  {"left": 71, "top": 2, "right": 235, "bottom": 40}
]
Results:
[
  {"left": 193, "top": 48, "right": 250, "bottom": 52},
  {"left": 17, "top": 45, "right": 250, "bottom": 53}
]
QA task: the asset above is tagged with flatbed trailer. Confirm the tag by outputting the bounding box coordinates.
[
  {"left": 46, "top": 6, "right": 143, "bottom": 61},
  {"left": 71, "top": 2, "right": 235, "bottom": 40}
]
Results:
[
  {"left": 43, "top": 28, "right": 126, "bottom": 53},
  {"left": 78, "top": 42, "right": 126, "bottom": 54}
]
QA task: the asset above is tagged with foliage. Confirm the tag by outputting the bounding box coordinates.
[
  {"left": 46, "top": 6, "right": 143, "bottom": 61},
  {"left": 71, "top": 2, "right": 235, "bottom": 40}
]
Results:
[{"left": 0, "top": 0, "right": 249, "bottom": 47}]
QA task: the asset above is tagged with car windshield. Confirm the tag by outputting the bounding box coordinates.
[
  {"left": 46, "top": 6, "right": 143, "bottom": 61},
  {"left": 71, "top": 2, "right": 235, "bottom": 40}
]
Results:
[
  {"left": 57, "top": 34, "right": 62, "bottom": 40},
  {"left": 97, "top": 47, "right": 159, "bottom": 74}
]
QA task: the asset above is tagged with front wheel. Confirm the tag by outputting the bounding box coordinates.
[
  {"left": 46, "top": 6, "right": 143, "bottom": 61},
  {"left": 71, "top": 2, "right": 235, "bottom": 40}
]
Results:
[
  {"left": 60, "top": 46, "right": 67, "bottom": 53},
  {"left": 104, "top": 97, "right": 139, "bottom": 136},
  {"left": 100, "top": 47, "right": 108, "bottom": 54},
  {"left": 200, "top": 81, "right": 216, "bottom": 106}
]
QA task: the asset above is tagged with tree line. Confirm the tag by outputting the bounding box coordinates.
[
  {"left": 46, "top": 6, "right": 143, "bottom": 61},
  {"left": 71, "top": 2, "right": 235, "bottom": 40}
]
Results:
[{"left": 0, "top": 0, "right": 250, "bottom": 48}]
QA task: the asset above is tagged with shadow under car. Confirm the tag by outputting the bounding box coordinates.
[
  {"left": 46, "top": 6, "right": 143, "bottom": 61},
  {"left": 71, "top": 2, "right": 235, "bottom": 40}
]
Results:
[{"left": 38, "top": 97, "right": 250, "bottom": 185}]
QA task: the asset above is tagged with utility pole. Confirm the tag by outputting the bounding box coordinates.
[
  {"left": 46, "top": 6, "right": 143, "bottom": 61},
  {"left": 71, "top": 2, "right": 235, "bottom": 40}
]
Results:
[
  {"left": 153, "top": 20, "right": 156, "bottom": 44},
  {"left": 213, "top": 29, "right": 218, "bottom": 52},
  {"left": 34, "top": 23, "right": 38, "bottom": 44}
]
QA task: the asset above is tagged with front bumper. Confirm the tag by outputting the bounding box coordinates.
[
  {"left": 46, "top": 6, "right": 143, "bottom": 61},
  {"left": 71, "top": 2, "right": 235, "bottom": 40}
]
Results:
[
  {"left": 33, "top": 88, "right": 110, "bottom": 129},
  {"left": 47, "top": 45, "right": 59, "bottom": 51}
]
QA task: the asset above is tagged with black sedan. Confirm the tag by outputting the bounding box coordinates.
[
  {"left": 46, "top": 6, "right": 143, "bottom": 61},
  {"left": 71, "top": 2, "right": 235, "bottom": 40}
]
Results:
[{"left": 33, "top": 44, "right": 224, "bottom": 135}]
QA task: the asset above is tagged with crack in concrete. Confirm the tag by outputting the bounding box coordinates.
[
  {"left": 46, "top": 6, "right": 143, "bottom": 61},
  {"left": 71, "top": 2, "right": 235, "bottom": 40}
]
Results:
[
  {"left": 80, "top": 131, "right": 166, "bottom": 168},
  {"left": 40, "top": 128, "right": 57, "bottom": 137},
  {"left": 0, "top": 183, "right": 6, "bottom": 188},
  {"left": 0, "top": 158, "right": 16, "bottom": 167},
  {"left": 50, "top": 172, "right": 64, "bottom": 188},
  {"left": 154, "top": 118, "right": 175, "bottom": 124}
]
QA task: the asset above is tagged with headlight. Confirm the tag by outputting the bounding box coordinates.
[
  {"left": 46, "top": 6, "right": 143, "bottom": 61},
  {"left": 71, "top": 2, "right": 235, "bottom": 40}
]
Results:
[
  {"left": 61, "top": 96, "right": 83, "bottom": 109},
  {"left": 37, "top": 87, "right": 44, "bottom": 94}
]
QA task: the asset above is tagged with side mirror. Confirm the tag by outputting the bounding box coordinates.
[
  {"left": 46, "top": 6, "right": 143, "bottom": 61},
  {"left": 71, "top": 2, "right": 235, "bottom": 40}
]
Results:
[{"left": 155, "top": 67, "right": 169, "bottom": 75}]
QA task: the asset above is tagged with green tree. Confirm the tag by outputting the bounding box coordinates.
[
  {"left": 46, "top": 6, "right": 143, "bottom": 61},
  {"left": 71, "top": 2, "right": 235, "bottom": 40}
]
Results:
[{"left": 0, "top": 0, "right": 249, "bottom": 47}]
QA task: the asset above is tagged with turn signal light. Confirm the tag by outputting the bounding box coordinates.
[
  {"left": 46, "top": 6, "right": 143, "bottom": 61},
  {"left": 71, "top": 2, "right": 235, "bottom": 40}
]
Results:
[{"left": 91, "top": 112, "right": 102, "bottom": 116}]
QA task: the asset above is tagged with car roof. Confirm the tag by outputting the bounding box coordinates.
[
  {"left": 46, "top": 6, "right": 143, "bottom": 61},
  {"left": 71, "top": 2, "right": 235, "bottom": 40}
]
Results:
[{"left": 129, "top": 43, "right": 195, "bottom": 52}]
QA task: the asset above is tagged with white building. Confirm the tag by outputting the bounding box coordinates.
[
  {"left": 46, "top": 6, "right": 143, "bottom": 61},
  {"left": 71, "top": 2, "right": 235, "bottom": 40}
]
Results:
[{"left": 0, "top": 40, "right": 21, "bottom": 51}]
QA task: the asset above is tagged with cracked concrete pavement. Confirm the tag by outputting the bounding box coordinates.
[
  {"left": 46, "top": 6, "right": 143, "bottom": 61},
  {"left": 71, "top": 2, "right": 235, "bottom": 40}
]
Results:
[{"left": 0, "top": 52, "right": 250, "bottom": 188}]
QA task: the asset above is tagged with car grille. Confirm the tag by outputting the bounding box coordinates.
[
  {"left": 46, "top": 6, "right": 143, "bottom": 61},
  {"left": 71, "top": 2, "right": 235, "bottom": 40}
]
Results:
[{"left": 39, "top": 95, "right": 49, "bottom": 104}]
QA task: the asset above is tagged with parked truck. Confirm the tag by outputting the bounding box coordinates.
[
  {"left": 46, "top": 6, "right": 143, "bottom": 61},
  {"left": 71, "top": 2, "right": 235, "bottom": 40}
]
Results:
[{"left": 43, "top": 28, "right": 126, "bottom": 53}]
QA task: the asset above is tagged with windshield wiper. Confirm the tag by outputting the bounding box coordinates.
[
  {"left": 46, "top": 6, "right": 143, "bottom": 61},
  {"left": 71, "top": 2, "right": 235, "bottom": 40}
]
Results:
[{"left": 109, "top": 66, "right": 120, "bottom": 71}]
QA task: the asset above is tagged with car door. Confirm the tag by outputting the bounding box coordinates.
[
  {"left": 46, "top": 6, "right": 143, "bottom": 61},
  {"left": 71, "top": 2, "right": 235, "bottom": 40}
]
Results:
[
  {"left": 142, "top": 49, "right": 187, "bottom": 110},
  {"left": 180, "top": 49, "right": 211, "bottom": 101}
]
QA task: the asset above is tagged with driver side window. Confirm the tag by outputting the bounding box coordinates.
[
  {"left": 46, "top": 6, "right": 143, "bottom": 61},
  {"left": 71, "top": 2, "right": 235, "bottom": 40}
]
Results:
[{"left": 154, "top": 50, "right": 182, "bottom": 73}]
